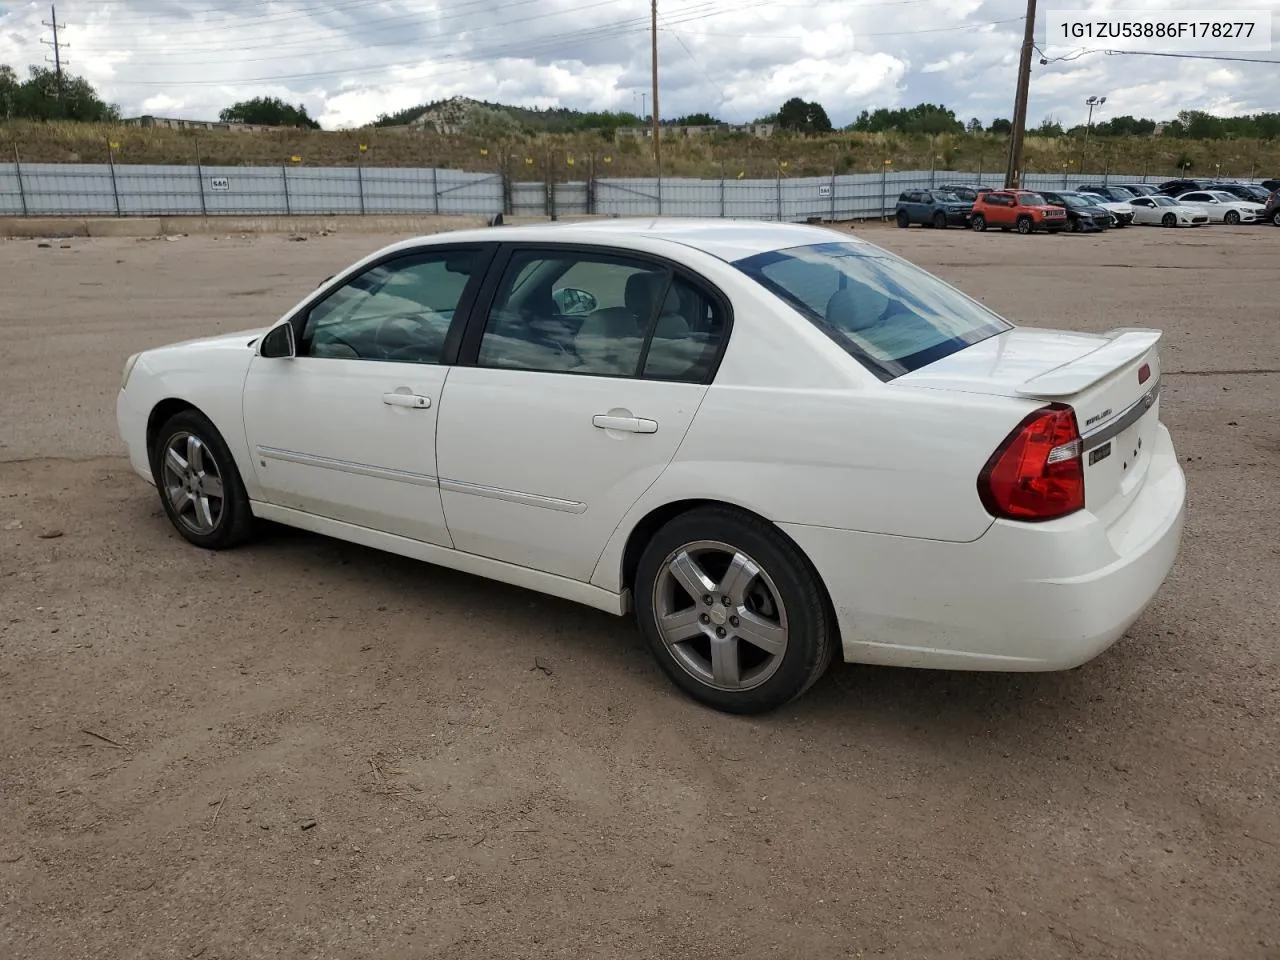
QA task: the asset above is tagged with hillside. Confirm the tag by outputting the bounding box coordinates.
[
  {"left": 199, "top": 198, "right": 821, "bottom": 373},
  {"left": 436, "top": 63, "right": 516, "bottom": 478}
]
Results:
[{"left": 3, "top": 120, "right": 1278, "bottom": 182}]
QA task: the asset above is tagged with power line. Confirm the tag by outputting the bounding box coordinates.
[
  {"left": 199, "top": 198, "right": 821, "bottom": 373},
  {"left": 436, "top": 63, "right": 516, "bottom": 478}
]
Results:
[
  {"left": 1102, "top": 49, "right": 1280, "bottom": 65},
  {"left": 41, "top": 3, "right": 69, "bottom": 86}
]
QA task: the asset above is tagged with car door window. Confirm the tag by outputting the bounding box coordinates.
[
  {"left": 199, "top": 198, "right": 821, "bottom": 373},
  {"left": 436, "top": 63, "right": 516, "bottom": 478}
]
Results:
[
  {"left": 475, "top": 249, "right": 726, "bottom": 382},
  {"left": 300, "top": 250, "right": 480, "bottom": 363}
]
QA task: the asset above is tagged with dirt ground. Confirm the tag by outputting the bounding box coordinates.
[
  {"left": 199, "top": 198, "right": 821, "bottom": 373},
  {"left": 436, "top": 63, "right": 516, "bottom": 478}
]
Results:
[{"left": 1, "top": 221, "right": 1278, "bottom": 960}]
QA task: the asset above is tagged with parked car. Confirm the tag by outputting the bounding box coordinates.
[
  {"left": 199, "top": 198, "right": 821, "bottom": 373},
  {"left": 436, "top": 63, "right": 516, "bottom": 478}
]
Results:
[
  {"left": 1075, "top": 189, "right": 1135, "bottom": 226},
  {"left": 1263, "top": 190, "right": 1280, "bottom": 226},
  {"left": 1156, "top": 178, "right": 1215, "bottom": 196},
  {"left": 1204, "top": 182, "right": 1272, "bottom": 203},
  {"left": 969, "top": 189, "right": 1068, "bottom": 233},
  {"left": 1039, "top": 190, "right": 1115, "bottom": 232},
  {"left": 1173, "top": 190, "right": 1266, "bottom": 224},
  {"left": 936, "top": 183, "right": 994, "bottom": 203},
  {"left": 114, "top": 218, "right": 1185, "bottom": 714},
  {"left": 894, "top": 188, "right": 974, "bottom": 228},
  {"left": 1128, "top": 195, "right": 1210, "bottom": 227},
  {"left": 1260, "top": 179, "right": 1280, "bottom": 192},
  {"left": 1111, "top": 183, "right": 1160, "bottom": 196}
]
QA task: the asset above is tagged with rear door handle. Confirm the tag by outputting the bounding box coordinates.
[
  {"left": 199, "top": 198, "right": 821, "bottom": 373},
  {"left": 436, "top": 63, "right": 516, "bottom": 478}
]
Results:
[
  {"left": 383, "top": 392, "right": 431, "bottom": 409},
  {"left": 593, "top": 414, "right": 657, "bottom": 434}
]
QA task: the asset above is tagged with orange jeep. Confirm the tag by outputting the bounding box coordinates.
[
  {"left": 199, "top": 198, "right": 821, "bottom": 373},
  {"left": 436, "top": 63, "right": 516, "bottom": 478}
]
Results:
[{"left": 969, "top": 189, "right": 1068, "bottom": 234}]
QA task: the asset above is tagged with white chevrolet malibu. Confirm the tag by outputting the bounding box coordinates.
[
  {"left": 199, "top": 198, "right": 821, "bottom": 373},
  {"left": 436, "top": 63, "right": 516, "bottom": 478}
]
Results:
[{"left": 116, "top": 219, "right": 1186, "bottom": 714}]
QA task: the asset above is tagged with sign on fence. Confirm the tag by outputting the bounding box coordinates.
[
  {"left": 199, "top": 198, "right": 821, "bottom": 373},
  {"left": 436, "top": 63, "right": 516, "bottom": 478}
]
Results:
[
  {"left": 818, "top": 184, "right": 832, "bottom": 198},
  {"left": 209, "top": 177, "right": 230, "bottom": 192}
]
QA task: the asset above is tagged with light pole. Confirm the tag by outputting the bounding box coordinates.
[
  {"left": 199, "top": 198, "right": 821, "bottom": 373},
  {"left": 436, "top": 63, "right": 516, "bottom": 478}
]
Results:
[{"left": 1081, "top": 94, "right": 1106, "bottom": 174}]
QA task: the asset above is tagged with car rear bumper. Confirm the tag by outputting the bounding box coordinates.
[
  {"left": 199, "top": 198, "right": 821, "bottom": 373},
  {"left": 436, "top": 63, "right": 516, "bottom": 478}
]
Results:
[
  {"left": 782, "top": 423, "right": 1185, "bottom": 672},
  {"left": 116, "top": 388, "right": 155, "bottom": 485}
]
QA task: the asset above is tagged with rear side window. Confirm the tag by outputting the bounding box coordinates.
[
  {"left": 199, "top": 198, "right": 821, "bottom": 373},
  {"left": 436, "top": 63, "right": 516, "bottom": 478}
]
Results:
[{"left": 735, "top": 241, "right": 1011, "bottom": 381}]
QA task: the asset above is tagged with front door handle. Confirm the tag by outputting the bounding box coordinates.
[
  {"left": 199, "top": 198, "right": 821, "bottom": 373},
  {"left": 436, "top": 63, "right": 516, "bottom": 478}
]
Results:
[
  {"left": 383, "top": 392, "right": 431, "bottom": 409},
  {"left": 593, "top": 414, "right": 657, "bottom": 434}
]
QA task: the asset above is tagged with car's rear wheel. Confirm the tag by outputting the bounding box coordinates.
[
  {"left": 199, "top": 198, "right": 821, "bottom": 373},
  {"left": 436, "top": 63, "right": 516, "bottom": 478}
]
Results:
[
  {"left": 1224, "top": 210, "right": 1241, "bottom": 225},
  {"left": 1162, "top": 213, "right": 1177, "bottom": 228},
  {"left": 932, "top": 211, "right": 947, "bottom": 229},
  {"left": 150, "top": 409, "right": 255, "bottom": 550},
  {"left": 1016, "top": 215, "right": 1033, "bottom": 234},
  {"left": 970, "top": 214, "right": 986, "bottom": 231},
  {"left": 895, "top": 210, "right": 910, "bottom": 228},
  {"left": 1272, "top": 210, "right": 1280, "bottom": 226},
  {"left": 634, "top": 507, "right": 836, "bottom": 715}
]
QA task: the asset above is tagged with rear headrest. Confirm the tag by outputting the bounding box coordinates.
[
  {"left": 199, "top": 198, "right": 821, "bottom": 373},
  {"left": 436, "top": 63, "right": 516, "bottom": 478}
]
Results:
[
  {"left": 625, "top": 272, "right": 666, "bottom": 317},
  {"left": 825, "top": 285, "right": 888, "bottom": 332}
]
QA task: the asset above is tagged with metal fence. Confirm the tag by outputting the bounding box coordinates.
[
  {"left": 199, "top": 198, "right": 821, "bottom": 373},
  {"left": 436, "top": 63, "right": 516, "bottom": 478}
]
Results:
[{"left": 0, "top": 162, "right": 1269, "bottom": 221}]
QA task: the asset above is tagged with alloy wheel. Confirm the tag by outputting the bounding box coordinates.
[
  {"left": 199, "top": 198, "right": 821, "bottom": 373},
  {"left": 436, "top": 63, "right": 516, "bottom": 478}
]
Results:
[
  {"left": 651, "top": 540, "right": 789, "bottom": 692},
  {"left": 161, "top": 431, "right": 225, "bottom": 535}
]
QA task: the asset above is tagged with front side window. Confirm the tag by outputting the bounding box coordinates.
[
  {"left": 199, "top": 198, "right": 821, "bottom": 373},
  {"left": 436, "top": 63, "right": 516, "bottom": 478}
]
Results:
[
  {"left": 475, "top": 249, "right": 726, "bottom": 382},
  {"left": 300, "top": 250, "right": 479, "bottom": 363},
  {"left": 735, "top": 241, "right": 1010, "bottom": 380},
  {"left": 1019, "top": 192, "right": 1048, "bottom": 206}
]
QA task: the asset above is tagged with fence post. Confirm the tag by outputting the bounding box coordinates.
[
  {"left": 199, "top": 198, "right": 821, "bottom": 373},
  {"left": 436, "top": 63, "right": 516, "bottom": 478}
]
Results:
[
  {"left": 547, "top": 151, "right": 557, "bottom": 221},
  {"left": 587, "top": 152, "right": 596, "bottom": 215},
  {"left": 829, "top": 167, "right": 837, "bottom": 222},
  {"left": 775, "top": 168, "right": 783, "bottom": 221},
  {"left": 501, "top": 153, "right": 512, "bottom": 216},
  {"left": 282, "top": 166, "right": 292, "bottom": 215},
  {"left": 194, "top": 138, "right": 207, "bottom": 217},
  {"left": 13, "top": 143, "right": 28, "bottom": 217},
  {"left": 357, "top": 154, "right": 366, "bottom": 216},
  {"left": 1104, "top": 154, "right": 1110, "bottom": 184},
  {"left": 977, "top": 154, "right": 983, "bottom": 183},
  {"left": 656, "top": 174, "right": 662, "bottom": 216},
  {"left": 107, "top": 140, "right": 121, "bottom": 217},
  {"left": 719, "top": 166, "right": 726, "bottom": 218},
  {"left": 880, "top": 162, "right": 888, "bottom": 219},
  {"left": 430, "top": 166, "right": 439, "bottom": 215}
]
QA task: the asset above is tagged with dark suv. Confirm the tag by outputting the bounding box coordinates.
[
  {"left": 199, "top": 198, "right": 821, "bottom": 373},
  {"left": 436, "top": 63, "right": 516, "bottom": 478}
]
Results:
[
  {"left": 1040, "top": 190, "right": 1114, "bottom": 232},
  {"left": 1205, "top": 182, "right": 1273, "bottom": 203},
  {"left": 1264, "top": 189, "right": 1280, "bottom": 226},
  {"left": 894, "top": 188, "right": 974, "bottom": 228}
]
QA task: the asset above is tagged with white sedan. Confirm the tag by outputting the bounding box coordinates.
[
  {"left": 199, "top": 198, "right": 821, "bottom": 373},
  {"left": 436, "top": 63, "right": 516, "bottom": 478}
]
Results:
[
  {"left": 1128, "top": 195, "right": 1210, "bottom": 227},
  {"left": 1173, "top": 190, "right": 1266, "bottom": 224},
  {"left": 116, "top": 219, "right": 1186, "bottom": 714},
  {"left": 1077, "top": 192, "right": 1134, "bottom": 225}
]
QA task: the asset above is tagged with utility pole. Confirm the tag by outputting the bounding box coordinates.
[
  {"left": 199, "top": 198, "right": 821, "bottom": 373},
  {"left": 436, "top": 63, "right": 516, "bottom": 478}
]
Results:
[
  {"left": 650, "top": 0, "right": 661, "bottom": 173},
  {"left": 1003, "top": 0, "right": 1036, "bottom": 188},
  {"left": 1080, "top": 94, "right": 1106, "bottom": 174},
  {"left": 41, "top": 4, "right": 68, "bottom": 113}
]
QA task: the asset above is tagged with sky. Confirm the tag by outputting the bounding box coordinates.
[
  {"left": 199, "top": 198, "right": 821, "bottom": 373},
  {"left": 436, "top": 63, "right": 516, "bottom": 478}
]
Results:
[{"left": 0, "top": 0, "right": 1276, "bottom": 129}]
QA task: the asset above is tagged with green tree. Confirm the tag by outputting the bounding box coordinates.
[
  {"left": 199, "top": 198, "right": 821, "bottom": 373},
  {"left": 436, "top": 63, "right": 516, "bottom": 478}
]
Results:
[
  {"left": 966, "top": 116, "right": 983, "bottom": 133},
  {"left": 849, "top": 103, "right": 962, "bottom": 135},
  {"left": 1034, "top": 115, "right": 1064, "bottom": 137},
  {"left": 988, "top": 117, "right": 1012, "bottom": 134},
  {"left": 776, "top": 97, "right": 833, "bottom": 134},
  {"left": 219, "top": 96, "right": 320, "bottom": 129},
  {"left": 0, "top": 64, "right": 119, "bottom": 121}
]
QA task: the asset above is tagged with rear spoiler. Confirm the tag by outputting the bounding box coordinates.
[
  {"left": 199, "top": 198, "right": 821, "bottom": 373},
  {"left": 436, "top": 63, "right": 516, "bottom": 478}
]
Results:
[{"left": 1016, "top": 328, "right": 1162, "bottom": 399}]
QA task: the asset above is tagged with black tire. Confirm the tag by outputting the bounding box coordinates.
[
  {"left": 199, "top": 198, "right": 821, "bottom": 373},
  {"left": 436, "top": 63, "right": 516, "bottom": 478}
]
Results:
[
  {"left": 1272, "top": 210, "right": 1280, "bottom": 226},
  {"left": 149, "top": 408, "right": 256, "bottom": 550},
  {"left": 1016, "top": 215, "right": 1033, "bottom": 234},
  {"left": 1071, "top": 217, "right": 1082, "bottom": 233},
  {"left": 633, "top": 506, "right": 837, "bottom": 715},
  {"left": 1224, "top": 209, "right": 1241, "bottom": 225},
  {"left": 895, "top": 210, "right": 910, "bottom": 228},
  {"left": 1162, "top": 213, "right": 1177, "bottom": 228},
  {"left": 932, "top": 211, "right": 947, "bottom": 229},
  {"left": 970, "top": 214, "right": 986, "bottom": 231}
]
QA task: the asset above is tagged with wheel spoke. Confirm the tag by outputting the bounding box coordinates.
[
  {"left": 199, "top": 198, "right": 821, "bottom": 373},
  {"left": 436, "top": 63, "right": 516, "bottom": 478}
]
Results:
[
  {"left": 166, "top": 445, "right": 187, "bottom": 475},
  {"left": 187, "top": 435, "right": 205, "bottom": 474},
  {"left": 734, "top": 610, "right": 787, "bottom": 657},
  {"left": 194, "top": 495, "right": 215, "bottom": 531},
  {"left": 710, "top": 635, "right": 740, "bottom": 687},
  {"left": 200, "top": 474, "right": 224, "bottom": 499},
  {"left": 667, "top": 550, "right": 715, "bottom": 601},
  {"left": 658, "top": 607, "right": 703, "bottom": 648},
  {"left": 717, "top": 551, "right": 758, "bottom": 606}
]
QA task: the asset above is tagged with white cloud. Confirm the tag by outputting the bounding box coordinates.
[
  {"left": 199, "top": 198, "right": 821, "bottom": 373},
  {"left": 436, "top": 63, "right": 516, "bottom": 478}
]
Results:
[{"left": 0, "top": 0, "right": 1274, "bottom": 128}]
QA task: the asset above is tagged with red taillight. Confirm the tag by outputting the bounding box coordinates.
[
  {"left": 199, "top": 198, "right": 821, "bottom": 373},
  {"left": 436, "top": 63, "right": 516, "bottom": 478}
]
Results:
[
  {"left": 1138, "top": 362, "right": 1151, "bottom": 384},
  {"left": 978, "top": 404, "right": 1085, "bottom": 522}
]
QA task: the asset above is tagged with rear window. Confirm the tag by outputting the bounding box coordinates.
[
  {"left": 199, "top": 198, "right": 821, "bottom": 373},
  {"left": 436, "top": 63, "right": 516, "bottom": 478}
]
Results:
[
  {"left": 734, "top": 241, "right": 1011, "bottom": 380},
  {"left": 1019, "top": 192, "right": 1048, "bottom": 206}
]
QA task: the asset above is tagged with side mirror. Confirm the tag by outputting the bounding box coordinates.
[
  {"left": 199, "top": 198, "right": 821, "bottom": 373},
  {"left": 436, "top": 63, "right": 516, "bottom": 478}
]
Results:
[
  {"left": 259, "top": 322, "right": 296, "bottom": 359},
  {"left": 553, "top": 287, "right": 599, "bottom": 316}
]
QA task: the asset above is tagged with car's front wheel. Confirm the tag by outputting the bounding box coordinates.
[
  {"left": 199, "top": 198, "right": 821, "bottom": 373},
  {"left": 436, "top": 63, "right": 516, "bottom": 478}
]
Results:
[
  {"left": 1162, "top": 213, "right": 1177, "bottom": 228},
  {"left": 149, "top": 409, "right": 256, "bottom": 550},
  {"left": 1016, "top": 215, "right": 1034, "bottom": 234},
  {"left": 970, "top": 214, "right": 986, "bottom": 231},
  {"left": 1224, "top": 209, "right": 1241, "bottom": 225},
  {"left": 634, "top": 506, "right": 837, "bottom": 715},
  {"left": 895, "top": 210, "right": 910, "bottom": 228},
  {"left": 932, "top": 211, "right": 947, "bottom": 229},
  {"left": 1272, "top": 210, "right": 1280, "bottom": 226}
]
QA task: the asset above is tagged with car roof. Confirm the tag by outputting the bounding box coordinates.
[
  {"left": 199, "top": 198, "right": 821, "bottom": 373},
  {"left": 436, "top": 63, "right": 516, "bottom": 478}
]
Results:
[{"left": 391, "top": 217, "right": 868, "bottom": 264}]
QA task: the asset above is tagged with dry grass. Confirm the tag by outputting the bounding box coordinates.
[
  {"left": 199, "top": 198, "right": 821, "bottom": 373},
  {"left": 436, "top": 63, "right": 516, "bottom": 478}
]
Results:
[{"left": 3, "top": 120, "right": 1278, "bottom": 181}]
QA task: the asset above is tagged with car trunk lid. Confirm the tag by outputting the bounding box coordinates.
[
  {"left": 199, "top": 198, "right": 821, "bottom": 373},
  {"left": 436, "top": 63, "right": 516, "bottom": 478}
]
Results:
[{"left": 897, "top": 327, "right": 1164, "bottom": 524}]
